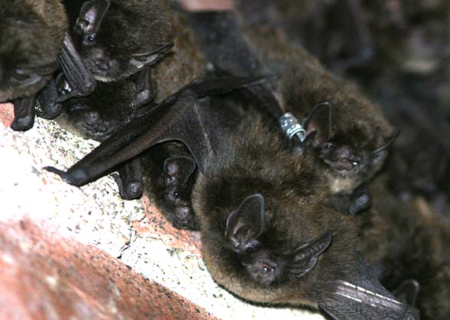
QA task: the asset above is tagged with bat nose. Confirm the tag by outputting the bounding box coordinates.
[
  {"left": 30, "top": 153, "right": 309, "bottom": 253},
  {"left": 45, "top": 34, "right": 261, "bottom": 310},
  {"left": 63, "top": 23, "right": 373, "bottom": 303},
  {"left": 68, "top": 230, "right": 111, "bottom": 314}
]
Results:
[
  {"left": 337, "top": 147, "right": 362, "bottom": 163},
  {"left": 94, "top": 57, "right": 111, "bottom": 71}
]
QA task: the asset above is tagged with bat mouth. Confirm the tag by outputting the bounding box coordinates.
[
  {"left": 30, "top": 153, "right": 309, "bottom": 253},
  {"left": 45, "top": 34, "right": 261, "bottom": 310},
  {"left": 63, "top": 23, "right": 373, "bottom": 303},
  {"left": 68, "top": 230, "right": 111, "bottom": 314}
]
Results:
[{"left": 324, "top": 158, "right": 362, "bottom": 176}]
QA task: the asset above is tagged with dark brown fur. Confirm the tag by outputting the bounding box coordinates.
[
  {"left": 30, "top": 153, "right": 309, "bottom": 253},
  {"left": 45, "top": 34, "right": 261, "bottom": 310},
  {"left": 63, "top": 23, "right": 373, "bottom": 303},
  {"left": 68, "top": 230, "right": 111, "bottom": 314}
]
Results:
[
  {"left": 0, "top": 0, "right": 67, "bottom": 102},
  {"left": 191, "top": 106, "right": 360, "bottom": 307},
  {"left": 359, "top": 176, "right": 450, "bottom": 320},
  {"left": 65, "top": 0, "right": 173, "bottom": 82},
  {"left": 140, "top": 9, "right": 207, "bottom": 226},
  {"left": 235, "top": 12, "right": 395, "bottom": 199}
]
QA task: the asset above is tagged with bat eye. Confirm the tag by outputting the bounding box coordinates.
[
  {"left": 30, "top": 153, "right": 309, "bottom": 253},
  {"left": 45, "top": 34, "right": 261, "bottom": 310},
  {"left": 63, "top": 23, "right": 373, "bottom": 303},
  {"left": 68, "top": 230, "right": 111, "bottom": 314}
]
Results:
[
  {"left": 245, "top": 246, "right": 256, "bottom": 254},
  {"left": 261, "top": 264, "right": 274, "bottom": 274},
  {"left": 323, "top": 142, "right": 334, "bottom": 149},
  {"left": 12, "top": 69, "right": 30, "bottom": 81},
  {"left": 83, "top": 33, "right": 97, "bottom": 45},
  {"left": 174, "top": 191, "right": 179, "bottom": 198}
]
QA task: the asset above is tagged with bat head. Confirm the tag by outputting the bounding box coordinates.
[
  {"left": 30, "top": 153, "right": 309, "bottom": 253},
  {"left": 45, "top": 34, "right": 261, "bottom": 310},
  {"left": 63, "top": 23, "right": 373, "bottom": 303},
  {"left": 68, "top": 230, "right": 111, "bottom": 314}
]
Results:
[
  {"left": 72, "top": 0, "right": 173, "bottom": 82},
  {"left": 200, "top": 192, "right": 419, "bottom": 319},
  {"left": 224, "top": 194, "right": 332, "bottom": 287},
  {"left": 0, "top": 0, "right": 66, "bottom": 101},
  {"left": 302, "top": 102, "right": 398, "bottom": 191}
]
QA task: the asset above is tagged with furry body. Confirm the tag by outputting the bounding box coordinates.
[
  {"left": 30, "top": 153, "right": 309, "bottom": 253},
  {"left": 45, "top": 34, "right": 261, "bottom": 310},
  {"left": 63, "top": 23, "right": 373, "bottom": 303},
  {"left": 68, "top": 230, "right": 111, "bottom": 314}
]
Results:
[
  {"left": 359, "top": 176, "right": 450, "bottom": 320},
  {"left": 63, "top": 0, "right": 173, "bottom": 82},
  {"left": 0, "top": 0, "right": 67, "bottom": 102}
]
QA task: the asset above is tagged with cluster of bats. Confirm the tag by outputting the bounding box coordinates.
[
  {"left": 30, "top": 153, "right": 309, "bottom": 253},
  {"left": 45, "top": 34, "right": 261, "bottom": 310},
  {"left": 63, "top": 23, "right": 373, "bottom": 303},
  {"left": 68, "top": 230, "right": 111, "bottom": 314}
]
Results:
[{"left": 1, "top": 0, "right": 449, "bottom": 319}]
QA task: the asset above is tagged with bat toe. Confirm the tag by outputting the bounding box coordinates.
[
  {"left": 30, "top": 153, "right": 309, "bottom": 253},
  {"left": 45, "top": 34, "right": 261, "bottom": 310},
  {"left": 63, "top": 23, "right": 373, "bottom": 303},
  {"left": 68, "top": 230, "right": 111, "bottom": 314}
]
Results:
[
  {"left": 119, "top": 181, "right": 144, "bottom": 200},
  {"left": 170, "top": 205, "right": 198, "bottom": 231}
]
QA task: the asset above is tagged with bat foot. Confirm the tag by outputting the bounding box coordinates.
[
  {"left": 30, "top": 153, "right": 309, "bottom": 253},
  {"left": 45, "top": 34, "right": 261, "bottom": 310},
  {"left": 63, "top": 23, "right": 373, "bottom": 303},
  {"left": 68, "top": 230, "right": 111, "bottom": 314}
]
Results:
[
  {"left": 11, "top": 115, "right": 34, "bottom": 131},
  {"left": 37, "top": 103, "right": 62, "bottom": 120},
  {"left": 168, "top": 204, "right": 199, "bottom": 231},
  {"left": 113, "top": 174, "right": 144, "bottom": 200}
]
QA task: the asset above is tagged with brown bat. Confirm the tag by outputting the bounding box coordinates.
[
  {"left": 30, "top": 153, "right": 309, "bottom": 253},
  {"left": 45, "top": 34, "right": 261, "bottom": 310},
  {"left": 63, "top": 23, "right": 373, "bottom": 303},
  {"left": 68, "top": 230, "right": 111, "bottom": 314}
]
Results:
[
  {"left": 48, "top": 0, "right": 174, "bottom": 199},
  {"left": 187, "top": 10, "right": 396, "bottom": 215},
  {"left": 0, "top": 0, "right": 68, "bottom": 130},
  {"left": 45, "top": 77, "right": 418, "bottom": 319}
]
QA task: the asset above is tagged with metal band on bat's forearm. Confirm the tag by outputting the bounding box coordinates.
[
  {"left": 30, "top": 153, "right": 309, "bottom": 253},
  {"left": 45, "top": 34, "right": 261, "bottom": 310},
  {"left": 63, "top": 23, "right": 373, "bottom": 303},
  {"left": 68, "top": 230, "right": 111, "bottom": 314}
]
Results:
[{"left": 279, "top": 113, "right": 307, "bottom": 142}]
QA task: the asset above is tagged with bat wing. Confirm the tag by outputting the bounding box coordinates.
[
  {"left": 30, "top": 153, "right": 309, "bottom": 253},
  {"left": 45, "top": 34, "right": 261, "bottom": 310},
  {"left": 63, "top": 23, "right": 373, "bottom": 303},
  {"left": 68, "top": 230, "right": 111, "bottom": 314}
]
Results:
[
  {"left": 188, "top": 11, "right": 309, "bottom": 150},
  {"left": 45, "top": 76, "right": 265, "bottom": 186},
  {"left": 319, "top": 256, "right": 420, "bottom": 320},
  {"left": 57, "top": 34, "right": 97, "bottom": 103}
]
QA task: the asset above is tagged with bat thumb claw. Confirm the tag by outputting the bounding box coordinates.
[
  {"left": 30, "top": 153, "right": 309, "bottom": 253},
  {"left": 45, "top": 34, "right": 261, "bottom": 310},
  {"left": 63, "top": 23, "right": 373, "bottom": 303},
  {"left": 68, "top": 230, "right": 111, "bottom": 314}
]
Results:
[
  {"left": 44, "top": 166, "right": 88, "bottom": 186},
  {"left": 44, "top": 166, "right": 67, "bottom": 180}
]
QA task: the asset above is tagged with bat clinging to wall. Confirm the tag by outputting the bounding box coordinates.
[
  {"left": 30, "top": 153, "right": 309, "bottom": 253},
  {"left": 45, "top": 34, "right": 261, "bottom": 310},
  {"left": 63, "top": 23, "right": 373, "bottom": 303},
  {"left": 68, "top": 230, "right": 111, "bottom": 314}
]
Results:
[
  {"left": 49, "top": 0, "right": 174, "bottom": 199},
  {"left": 187, "top": 10, "right": 396, "bottom": 215},
  {"left": 45, "top": 77, "right": 418, "bottom": 319},
  {"left": 57, "top": 0, "right": 173, "bottom": 103}
]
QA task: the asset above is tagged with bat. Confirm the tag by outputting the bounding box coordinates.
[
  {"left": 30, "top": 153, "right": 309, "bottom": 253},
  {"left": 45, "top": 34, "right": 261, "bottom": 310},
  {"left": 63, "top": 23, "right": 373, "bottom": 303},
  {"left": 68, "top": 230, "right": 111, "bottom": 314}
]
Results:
[
  {"left": 56, "top": 0, "right": 173, "bottom": 104},
  {"left": 44, "top": 76, "right": 418, "bottom": 319},
  {"left": 50, "top": 8, "right": 203, "bottom": 201},
  {"left": 186, "top": 10, "right": 396, "bottom": 215},
  {"left": 358, "top": 176, "right": 450, "bottom": 320},
  {"left": 0, "top": 0, "right": 68, "bottom": 131},
  {"left": 55, "top": 73, "right": 159, "bottom": 200},
  {"left": 331, "top": 1, "right": 450, "bottom": 217},
  {"left": 47, "top": 0, "right": 175, "bottom": 199}
]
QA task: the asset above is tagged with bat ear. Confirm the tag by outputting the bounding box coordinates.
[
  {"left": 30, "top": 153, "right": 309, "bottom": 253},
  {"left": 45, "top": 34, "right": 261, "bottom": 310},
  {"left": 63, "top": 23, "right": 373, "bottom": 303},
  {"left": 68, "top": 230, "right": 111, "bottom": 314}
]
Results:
[
  {"left": 392, "top": 279, "right": 420, "bottom": 307},
  {"left": 130, "top": 42, "right": 174, "bottom": 69},
  {"left": 76, "top": 0, "right": 111, "bottom": 35},
  {"left": 225, "top": 194, "right": 266, "bottom": 253},
  {"left": 302, "top": 102, "right": 332, "bottom": 146},
  {"left": 164, "top": 156, "right": 196, "bottom": 185},
  {"left": 371, "top": 129, "right": 400, "bottom": 164},
  {"left": 289, "top": 231, "right": 332, "bottom": 278}
]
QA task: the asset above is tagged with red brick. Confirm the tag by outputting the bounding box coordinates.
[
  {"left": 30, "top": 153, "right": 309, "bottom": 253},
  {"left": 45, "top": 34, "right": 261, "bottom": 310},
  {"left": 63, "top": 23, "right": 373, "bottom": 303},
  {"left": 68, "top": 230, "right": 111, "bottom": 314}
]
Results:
[{"left": 0, "top": 219, "right": 217, "bottom": 320}]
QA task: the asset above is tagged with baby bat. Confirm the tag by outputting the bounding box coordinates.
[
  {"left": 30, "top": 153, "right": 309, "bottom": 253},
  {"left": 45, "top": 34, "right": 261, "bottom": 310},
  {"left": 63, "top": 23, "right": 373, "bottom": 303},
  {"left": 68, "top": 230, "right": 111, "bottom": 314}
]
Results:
[
  {"left": 186, "top": 10, "right": 396, "bottom": 215},
  {"left": 44, "top": 78, "right": 418, "bottom": 319},
  {"left": 0, "top": 0, "right": 68, "bottom": 131},
  {"left": 358, "top": 175, "right": 450, "bottom": 320},
  {"left": 56, "top": 0, "right": 173, "bottom": 103}
]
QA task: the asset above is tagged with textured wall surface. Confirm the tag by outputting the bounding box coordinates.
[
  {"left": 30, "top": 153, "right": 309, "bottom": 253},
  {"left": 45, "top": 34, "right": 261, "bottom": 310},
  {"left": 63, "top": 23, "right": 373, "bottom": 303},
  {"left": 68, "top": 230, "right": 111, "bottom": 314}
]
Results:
[{"left": 0, "top": 103, "right": 325, "bottom": 320}]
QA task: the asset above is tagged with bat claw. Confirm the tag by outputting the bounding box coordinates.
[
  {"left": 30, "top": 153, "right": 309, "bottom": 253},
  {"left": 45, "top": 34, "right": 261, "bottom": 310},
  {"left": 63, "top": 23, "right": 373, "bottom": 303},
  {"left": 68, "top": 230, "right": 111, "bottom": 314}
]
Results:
[
  {"left": 44, "top": 166, "right": 67, "bottom": 179},
  {"left": 44, "top": 166, "right": 88, "bottom": 186}
]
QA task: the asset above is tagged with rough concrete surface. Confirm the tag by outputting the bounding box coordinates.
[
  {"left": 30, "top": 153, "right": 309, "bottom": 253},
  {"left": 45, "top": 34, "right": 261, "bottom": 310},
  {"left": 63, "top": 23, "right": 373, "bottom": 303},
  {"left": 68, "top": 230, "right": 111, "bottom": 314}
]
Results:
[{"left": 0, "top": 103, "right": 325, "bottom": 320}]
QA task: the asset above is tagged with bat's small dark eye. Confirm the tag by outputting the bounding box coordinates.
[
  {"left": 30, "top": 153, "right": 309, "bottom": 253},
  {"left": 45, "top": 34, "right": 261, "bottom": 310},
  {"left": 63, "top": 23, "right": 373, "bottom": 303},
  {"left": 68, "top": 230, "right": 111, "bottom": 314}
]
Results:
[
  {"left": 246, "top": 246, "right": 256, "bottom": 254},
  {"left": 261, "top": 264, "right": 274, "bottom": 274},
  {"left": 324, "top": 143, "right": 334, "bottom": 149},
  {"left": 174, "top": 191, "right": 179, "bottom": 197},
  {"left": 83, "top": 34, "right": 97, "bottom": 45}
]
